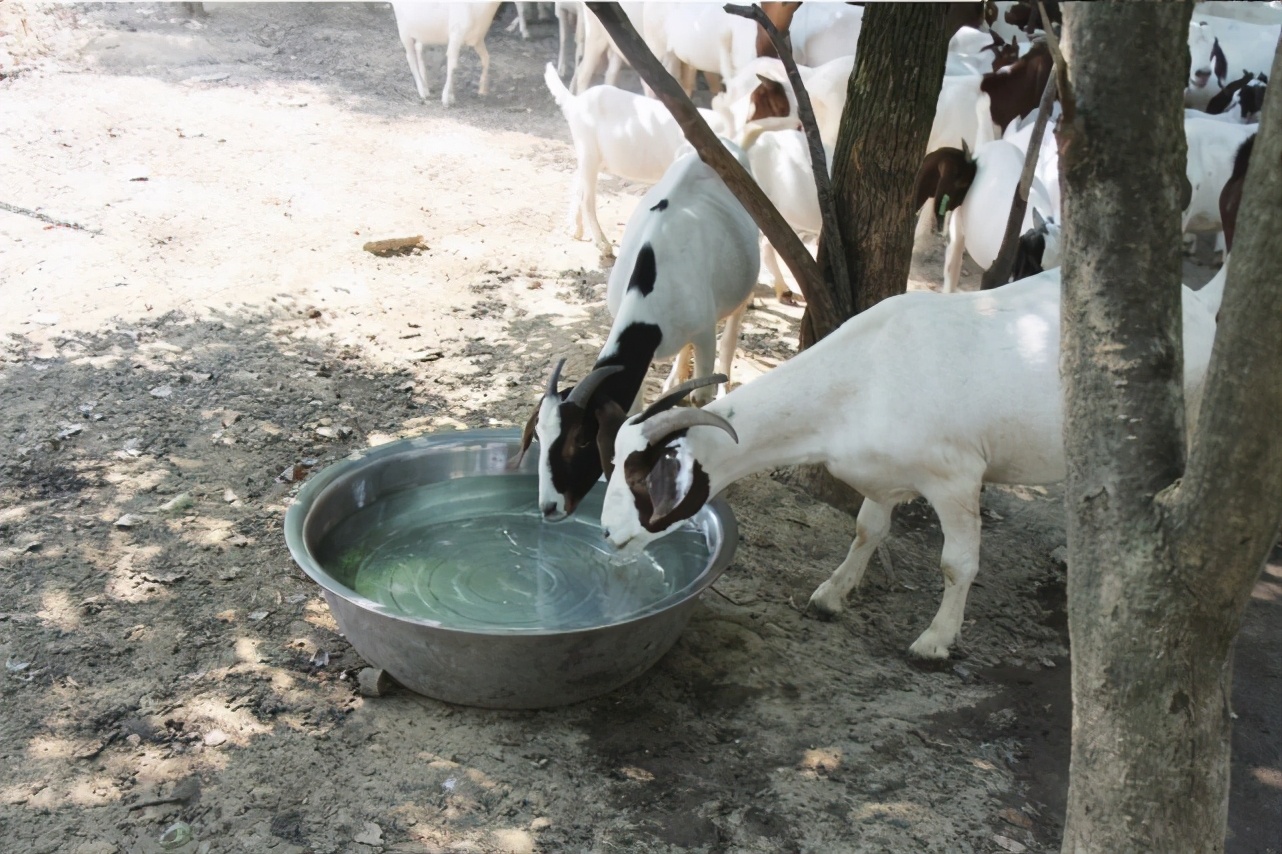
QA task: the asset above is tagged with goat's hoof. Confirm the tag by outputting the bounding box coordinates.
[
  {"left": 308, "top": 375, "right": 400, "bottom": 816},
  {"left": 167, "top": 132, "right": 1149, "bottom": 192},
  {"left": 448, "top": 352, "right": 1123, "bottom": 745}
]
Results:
[
  {"left": 778, "top": 291, "right": 804, "bottom": 307},
  {"left": 907, "top": 632, "right": 952, "bottom": 661},
  {"left": 807, "top": 587, "right": 844, "bottom": 619}
]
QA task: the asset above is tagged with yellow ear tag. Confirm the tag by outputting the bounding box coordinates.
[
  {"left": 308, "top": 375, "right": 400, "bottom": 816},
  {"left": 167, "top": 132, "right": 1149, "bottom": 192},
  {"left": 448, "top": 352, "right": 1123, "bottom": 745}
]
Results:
[{"left": 938, "top": 193, "right": 951, "bottom": 216}]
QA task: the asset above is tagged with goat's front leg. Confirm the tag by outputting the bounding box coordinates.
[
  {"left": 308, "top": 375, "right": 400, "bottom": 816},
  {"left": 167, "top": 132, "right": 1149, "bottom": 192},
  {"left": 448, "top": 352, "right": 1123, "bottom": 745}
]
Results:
[
  {"left": 908, "top": 485, "right": 982, "bottom": 659},
  {"left": 942, "top": 207, "right": 965, "bottom": 293},
  {"left": 661, "top": 344, "right": 694, "bottom": 394},
  {"left": 715, "top": 298, "right": 749, "bottom": 395},
  {"left": 443, "top": 38, "right": 461, "bottom": 106},
  {"left": 403, "top": 39, "right": 429, "bottom": 100},
  {"left": 809, "top": 498, "right": 893, "bottom": 615},
  {"left": 474, "top": 40, "right": 491, "bottom": 96},
  {"left": 688, "top": 329, "right": 716, "bottom": 404}
]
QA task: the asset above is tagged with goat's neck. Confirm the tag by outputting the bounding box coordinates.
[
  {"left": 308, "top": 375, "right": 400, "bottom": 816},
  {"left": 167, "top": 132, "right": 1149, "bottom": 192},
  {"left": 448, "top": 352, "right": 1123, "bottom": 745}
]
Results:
[
  {"left": 696, "top": 368, "right": 843, "bottom": 495},
  {"left": 594, "top": 324, "right": 662, "bottom": 410}
]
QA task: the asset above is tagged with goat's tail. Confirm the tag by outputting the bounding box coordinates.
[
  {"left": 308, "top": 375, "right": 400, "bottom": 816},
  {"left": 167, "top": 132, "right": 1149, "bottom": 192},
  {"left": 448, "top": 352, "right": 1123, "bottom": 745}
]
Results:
[{"left": 544, "top": 62, "right": 574, "bottom": 110}]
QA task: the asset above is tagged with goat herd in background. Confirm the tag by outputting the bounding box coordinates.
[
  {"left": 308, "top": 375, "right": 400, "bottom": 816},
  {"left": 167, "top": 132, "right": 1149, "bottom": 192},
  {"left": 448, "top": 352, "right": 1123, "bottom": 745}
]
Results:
[{"left": 388, "top": 1, "right": 1273, "bottom": 658}]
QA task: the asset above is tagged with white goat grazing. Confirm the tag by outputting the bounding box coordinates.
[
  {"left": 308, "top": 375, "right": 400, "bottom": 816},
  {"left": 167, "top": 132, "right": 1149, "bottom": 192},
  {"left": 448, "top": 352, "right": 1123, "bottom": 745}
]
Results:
[
  {"left": 520, "top": 144, "right": 760, "bottom": 522},
  {"left": 392, "top": 2, "right": 502, "bottom": 107},
  {"left": 598, "top": 265, "right": 1220, "bottom": 659},
  {"left": 544, "top": 63, "right": 729, "bottom": 256}
]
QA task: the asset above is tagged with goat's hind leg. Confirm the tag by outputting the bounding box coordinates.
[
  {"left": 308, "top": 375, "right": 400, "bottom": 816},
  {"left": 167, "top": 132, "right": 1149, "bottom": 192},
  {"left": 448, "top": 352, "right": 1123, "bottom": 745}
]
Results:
[
  {"left": 809, "top": 498, "right": 893, "bottom": 616},
  {"left": 908, "top": 483, "right": 983, "bottom": 660}
]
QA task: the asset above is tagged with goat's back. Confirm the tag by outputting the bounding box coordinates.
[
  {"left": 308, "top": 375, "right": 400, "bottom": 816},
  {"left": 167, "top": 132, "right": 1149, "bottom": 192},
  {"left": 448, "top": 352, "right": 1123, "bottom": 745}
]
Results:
[
  {"left": 391, "top": 2, "right": 500, "bottom": 46},
  {"left": 765, "top": 269, "right": 1214, "bottom": 488},
  {"left": 605, "top": 153, "right": 759, "bottom": 357},
  {"left": 573, "top": 87, "right": 688, "bottom": 184}
]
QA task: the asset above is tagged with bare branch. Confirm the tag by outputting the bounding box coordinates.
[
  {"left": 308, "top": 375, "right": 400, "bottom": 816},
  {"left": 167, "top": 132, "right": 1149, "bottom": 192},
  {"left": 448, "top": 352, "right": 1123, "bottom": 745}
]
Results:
[
  {"left": 1037, "top": 0, "right": 1074, "bottom": 120},
  {"left": 980, "top": 71, "right": 1057, "bottom": 289}
]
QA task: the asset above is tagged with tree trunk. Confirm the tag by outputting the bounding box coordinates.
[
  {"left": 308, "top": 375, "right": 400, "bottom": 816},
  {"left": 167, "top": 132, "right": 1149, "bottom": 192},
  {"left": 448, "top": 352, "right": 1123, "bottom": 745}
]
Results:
[
  {"left": 812, "top": 2, "right": 951, "bottom": 336},
  {"left": 1059, "top": 3, "right": 1282, "bottom": 851}
]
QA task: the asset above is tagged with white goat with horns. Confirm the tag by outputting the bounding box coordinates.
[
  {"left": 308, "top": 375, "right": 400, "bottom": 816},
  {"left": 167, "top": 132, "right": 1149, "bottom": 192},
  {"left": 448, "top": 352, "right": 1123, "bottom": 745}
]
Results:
[{"left": 597, "top": 266, "right": 1222, "bottom": 659}]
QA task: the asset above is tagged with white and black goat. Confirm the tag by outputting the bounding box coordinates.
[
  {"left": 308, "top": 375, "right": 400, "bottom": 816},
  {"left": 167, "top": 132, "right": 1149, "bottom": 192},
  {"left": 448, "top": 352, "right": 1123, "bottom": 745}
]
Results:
[
  {"left": 597, "top": 266, "right": 1221, "bottom": 659},
  {"left": 519, "top": 146, "right": 760, "bottom": 521}
]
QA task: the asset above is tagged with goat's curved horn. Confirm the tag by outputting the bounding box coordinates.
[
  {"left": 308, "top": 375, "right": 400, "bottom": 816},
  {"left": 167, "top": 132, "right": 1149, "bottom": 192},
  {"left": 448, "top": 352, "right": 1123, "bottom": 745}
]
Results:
[
  {"left": 544, "top": 358, "right": 567, "bottom": 398},
  {"left": 565, "top": 364, "right": 624, "bottom": 409},
  {"left": 641, "top": 408, "right": 739, "bottom": 445},
  {"left": 637, "top": 374, "right": 728, "bottom": 422}
]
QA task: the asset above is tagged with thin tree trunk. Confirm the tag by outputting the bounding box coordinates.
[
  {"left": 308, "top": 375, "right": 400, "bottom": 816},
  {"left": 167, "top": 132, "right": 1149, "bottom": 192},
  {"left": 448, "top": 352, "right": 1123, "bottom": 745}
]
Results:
[
  {"left": 1059, "top": 3, "right": 1282, "bottom": 851},
  {"left": 980, "top": 73, "right": 1056, "bottom": 289},
  {"left": 814, "top": 2, "right": 951, "bottom": 329}
]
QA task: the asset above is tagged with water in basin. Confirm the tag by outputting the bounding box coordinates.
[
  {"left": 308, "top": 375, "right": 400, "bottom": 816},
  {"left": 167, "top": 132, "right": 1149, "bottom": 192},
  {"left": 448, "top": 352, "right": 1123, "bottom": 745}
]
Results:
[{"left": 315, "top": 474, "right": 710, "bottom": 632}]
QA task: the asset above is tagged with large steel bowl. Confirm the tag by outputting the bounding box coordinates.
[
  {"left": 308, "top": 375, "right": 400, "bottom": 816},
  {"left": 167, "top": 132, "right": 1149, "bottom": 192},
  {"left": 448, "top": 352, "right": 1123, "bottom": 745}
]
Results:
[{"left": 284, "top": 428, "right": 737, "bottom": 709}]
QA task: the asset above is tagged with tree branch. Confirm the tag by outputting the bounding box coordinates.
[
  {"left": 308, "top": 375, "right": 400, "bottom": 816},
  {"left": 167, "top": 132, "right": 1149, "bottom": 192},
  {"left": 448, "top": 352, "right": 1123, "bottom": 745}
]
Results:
[
  {"left": 584, "top": 3, "right": 836, "bottom": 324},
  {"left": 724, "top": 3, "right": 850, "bottom": 312},
  {"left": 1037, "top": 0, "right": 1074, "bottom": 121},
  {"left": 980, "top": 71, "right": 1057, "bottom": 289},
  {"left": 1170, "top": 40, "right": 1282, "bottom": 622}
]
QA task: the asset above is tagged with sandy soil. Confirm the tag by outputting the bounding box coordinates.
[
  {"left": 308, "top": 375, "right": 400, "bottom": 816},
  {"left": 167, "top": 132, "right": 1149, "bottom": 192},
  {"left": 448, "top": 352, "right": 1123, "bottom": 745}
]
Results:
[{"left": 1, "top": 4, "right": 1277, "bottom": 853}]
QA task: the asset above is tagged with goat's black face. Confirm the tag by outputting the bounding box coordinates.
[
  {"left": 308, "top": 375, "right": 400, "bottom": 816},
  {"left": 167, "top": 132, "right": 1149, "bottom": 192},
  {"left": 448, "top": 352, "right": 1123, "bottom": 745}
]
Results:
[{"left": 1012, "top": 227, "right": 1046, "bottom": 280}]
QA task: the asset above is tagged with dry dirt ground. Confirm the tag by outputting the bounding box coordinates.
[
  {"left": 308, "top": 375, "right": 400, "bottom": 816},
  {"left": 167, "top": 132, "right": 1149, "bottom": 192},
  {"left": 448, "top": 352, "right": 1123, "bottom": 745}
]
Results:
[{"left": 0, "top": 3, "right": 1278, "bottom": 853}]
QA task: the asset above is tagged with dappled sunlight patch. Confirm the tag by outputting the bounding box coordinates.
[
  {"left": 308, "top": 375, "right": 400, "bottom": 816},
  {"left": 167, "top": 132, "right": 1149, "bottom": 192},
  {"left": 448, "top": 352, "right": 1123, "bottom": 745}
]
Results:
[
  {"left": 798, "top": 746, "right": 843, "bottom": 778},
  {"left": 182, "top": 697, "right": 272, "bottom": 745},
  {"left": 38, "top": 588, "right": 82, "bottom": 632},
  {"left": 1251, "top": 766, "right": 1282, "bottom": 789},
  {"left": 64, "top": 774, "right": 123, "bottom": 807},
  {"left": 303, "top": 600, "right": 340, "bottom": 632},
  {"left": 104, "top": 544, "right": 171, "bottom": 603},
  {"left": 851, "top": 799, "right": 934, "bottom": 823},
  {"left": 0, "top": 504, "right": 30, "bottom": 526}
]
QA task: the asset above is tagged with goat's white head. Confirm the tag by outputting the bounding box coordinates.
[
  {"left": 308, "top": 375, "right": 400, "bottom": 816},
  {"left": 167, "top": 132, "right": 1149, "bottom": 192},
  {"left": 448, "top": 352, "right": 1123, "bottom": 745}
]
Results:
[
  {"left": 600, "top": 376, "right": 738, "bottom": 556},
  {"left": 517, "top": 360, "right": 626, "bottom": 522}
]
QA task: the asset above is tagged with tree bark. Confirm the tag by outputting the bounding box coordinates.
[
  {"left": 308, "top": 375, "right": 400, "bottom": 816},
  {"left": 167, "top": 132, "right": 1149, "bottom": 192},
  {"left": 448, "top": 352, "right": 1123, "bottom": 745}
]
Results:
[
  {"left": 584, "top": 3, "right": 838, "bottom": 327},
  {"left": 1059, "top": 3, "right": 1282, "bottom": 852},
  {"left": 813, "top": 2, "right": 951, "bottom": 332}
]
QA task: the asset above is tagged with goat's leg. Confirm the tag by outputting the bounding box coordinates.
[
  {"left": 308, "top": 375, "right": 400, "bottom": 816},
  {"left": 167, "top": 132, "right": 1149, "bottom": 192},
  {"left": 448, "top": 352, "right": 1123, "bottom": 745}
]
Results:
[
  {"left": 661, "top": 344, "right": 695, "bottom": 394},
  {"left": 942, "top": 207, "right": 966, "bottom": 293},
  {"left": 573, "top": 37, "right": 605, "bottom": 93},
  {"left": 474, "top": 39, "right": 491, "bottom": 96},
  {"left": 604, "top": 49, "right": 624, "bottom": 88},
  {"left": 761, "top": 238, "right": 802, "bottom": 305},
  {"left": 579, "top": 161, "right": 613, "bottom": 257},
  {"left": 556, "top": 6, "right": 572, "bottom": 76},
  {"left": 688, "top": 329, "right": 717, "bottom": 405},
  {"left": 809, "top": 499, "right": 894, "bottom": 615},
  {"left": 715, "top": 299, "right": 749, "bottom": 395},
  {"left": 442, "top": 37, "right": 461, "bottom": 106},
  {"left": 908, "top": 485, "right": 983, "bottom": 659},
  {"left": 914, "top": 201, "right": 935, "bottom": 239},
  {"left": 403, "top": 38, "right": 428, "bottom": 100}
]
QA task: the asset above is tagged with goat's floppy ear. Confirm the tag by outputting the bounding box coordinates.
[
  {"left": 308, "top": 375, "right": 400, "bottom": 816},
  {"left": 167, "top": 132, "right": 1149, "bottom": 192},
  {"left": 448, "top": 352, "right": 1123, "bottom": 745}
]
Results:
[
  {"left": 594, "top": 399, "right": 627, "bottom": 480},
  {"left": 961, "top": 139, "right": 972, "bottom": 162},
  {"left": 646, "top": 450, "right": 691, "bottom": 526},
  {"left": 1211, "top": 38, "right": 1228, "bottom": 86},
  {"left": 512, "top": 406, "right": 539, "bottom": 469},
  {"left": 913, "top": 153, "right": 943, "bottom": 213}
]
